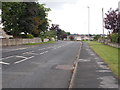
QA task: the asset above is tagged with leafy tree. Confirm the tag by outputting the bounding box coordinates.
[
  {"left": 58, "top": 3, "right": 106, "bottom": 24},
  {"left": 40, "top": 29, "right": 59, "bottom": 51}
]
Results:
[
  {"left": 2, "top": 2, "right": 50, "bottom": 37},
  {"left": 49, "top": 24, "right": 61, "bottom": 40},
  {"left": 49, "top": 24, "right": 70, "bottom": 40},
  {"left": 2, "top": 2, "right": 26, "bottom": 37},
  {"left": 104, "top": 8, "right": 120, "bottom": 33},
  {"left": 94, "top": 35, "right": 101, "bottom": 41}
]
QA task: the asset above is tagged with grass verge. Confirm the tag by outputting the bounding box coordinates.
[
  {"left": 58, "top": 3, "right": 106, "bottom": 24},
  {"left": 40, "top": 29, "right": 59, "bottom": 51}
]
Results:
[
  {"left": 86, "top": 41, "right": 120, "bottom": 78},
  {"left": 25, "top": 41, "right": 56, "bottom": 45}
]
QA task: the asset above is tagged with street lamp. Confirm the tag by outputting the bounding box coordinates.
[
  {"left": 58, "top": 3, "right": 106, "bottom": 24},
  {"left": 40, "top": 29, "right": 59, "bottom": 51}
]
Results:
[
  {"left": 102, "top": 8, "right": 104, "bottom": 37},
  {"left": 87, "top": 6, "right": 90, "bottom": 42}
]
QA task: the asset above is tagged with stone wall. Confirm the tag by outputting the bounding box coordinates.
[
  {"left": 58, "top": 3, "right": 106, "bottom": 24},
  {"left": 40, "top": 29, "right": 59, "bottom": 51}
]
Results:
[
  {"left": 0, "top": 38, "right": 50, "bottom": 46},
  {"left": 98, "top": 39, "right": 120, "bottom": 48}
]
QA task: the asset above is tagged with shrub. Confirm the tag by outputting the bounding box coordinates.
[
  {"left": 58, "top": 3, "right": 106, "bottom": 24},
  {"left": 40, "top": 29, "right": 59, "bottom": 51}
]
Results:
[
  {"left": 19, "top": 34, "right": 27, "bottom": 38},
  {"left": 111, "top": 33, "right": 119, "bottom": 43},
  {"left": 69, "top": 35, "right": 75, "bottom": 41},
  {"left": 26, "top": 34, "right": 34, "bottom": 39}
]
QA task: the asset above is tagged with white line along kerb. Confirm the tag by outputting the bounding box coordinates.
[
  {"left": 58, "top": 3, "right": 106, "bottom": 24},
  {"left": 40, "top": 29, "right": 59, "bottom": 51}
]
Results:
[{"left": 14, "top": 56, "right": 34, "bottom": 64}]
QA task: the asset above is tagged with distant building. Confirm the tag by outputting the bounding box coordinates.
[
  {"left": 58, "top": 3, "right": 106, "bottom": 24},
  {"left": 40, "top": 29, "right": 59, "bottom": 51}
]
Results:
[
  {"left": 0, "top": 28, "right": 13, "bottom": 39},
  {"left": 67, "top": 34, "right": 93, "bottom": 41}
]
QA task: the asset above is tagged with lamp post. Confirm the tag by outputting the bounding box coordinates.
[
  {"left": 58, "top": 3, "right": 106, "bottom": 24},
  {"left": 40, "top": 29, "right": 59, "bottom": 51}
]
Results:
[
  {"left": 102, "top": 8, "right": 105, "bottom": 43},
  {"left": 118, "top": 1, "right": 120, "bottom": 13},
  {"left": 87, "top": 6, "right": 90, "bottom": 42},
  {"left": 102, "top": 8, "right": 104, "bottom": 37}
]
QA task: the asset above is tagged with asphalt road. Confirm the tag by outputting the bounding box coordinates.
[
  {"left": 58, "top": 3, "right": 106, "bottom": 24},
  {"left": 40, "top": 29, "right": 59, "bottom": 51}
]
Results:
[{"left": 1, "top": 41, "right": 81, "bottom": 88}]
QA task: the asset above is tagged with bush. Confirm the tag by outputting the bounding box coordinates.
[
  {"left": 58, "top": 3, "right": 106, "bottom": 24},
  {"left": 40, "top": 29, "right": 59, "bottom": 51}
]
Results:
[
  {"left": 111, "top": 33, "right": 119, "bottom": 43},
  {"left": 18, "top": 34, "right": 27, "bottom": 38},
  {"left": 26, "top": 34, "right": 34, "bottom": 39},
  {"left": 69, "top": 35, "right": 75, "bottom": 41}
]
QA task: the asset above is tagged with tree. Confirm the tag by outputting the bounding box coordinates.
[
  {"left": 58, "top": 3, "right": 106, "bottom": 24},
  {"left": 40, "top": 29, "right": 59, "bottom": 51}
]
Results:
[
  {"left": 104, "top": 8, "right": 120, "bottom": 33},
  {"left": 49, "top": 24, "right": 61, "bottom": 40},
  {"left": 2, "top": 2, "right": 50, "bottom": 37},
  {"left": 2, "top": 2, "right": 26, "bottom": 37}
]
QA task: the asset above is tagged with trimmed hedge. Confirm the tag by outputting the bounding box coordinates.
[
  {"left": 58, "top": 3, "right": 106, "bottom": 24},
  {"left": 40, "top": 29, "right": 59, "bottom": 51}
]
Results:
[{"left": 26, "top": 34, "right": 34, "bottom": 39}]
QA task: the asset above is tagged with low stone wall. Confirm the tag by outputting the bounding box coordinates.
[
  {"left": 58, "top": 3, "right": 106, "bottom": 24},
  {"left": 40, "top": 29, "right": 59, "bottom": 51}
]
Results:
[
  {"left": 98, "top": 39, "right": 120, "bottom": 48},
  {"left": 107, "top": 43, "right": 120, "bottom": 48},
  {"left": 0, "top": 38, "right": 50, "bottom": 46}
]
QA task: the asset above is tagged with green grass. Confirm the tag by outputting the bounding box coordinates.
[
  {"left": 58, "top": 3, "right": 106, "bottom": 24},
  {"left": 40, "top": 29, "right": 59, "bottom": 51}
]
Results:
[
  {"left": 86, "top": 41, "right": 120, "bottom": 78},
  {"left": 25, "top": 41, "right": 56, "bottom": 45}
]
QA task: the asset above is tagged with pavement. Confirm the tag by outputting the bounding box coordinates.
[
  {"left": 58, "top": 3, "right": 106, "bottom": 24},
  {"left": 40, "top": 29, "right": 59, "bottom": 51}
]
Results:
[
  {"left": 71, "top": 42, "right": 119, "bottom": 89},
  {"left": 1, "top": 41, "right": 81, "bottom": 88}
]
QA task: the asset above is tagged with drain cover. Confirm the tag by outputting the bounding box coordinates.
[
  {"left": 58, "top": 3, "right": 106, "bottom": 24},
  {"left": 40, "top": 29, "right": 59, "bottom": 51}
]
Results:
[{"left": 56, "top": 65, "right": 73, "bottom": 70}]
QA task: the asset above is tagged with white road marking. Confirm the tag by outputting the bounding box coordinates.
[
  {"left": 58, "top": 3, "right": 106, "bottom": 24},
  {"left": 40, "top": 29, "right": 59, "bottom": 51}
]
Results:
[
  {"left": 22, "top": 51, "right": 34, "bottom": 54},
  {"left": 14, "top": 56, "right": 34, "bottom": 64},
  {"left": 0, "top": 56, "right": 14, "bottom": 60},
  {"left": 0, "top": 61, "right": 10, "bottom": 65},
  {"left": 22, "top": 51, "right": 38, "bottom": 55},
  {"left": 78, "top": 59, "right": 91, "bottom": 62},
  {"left": 25, "top": 52, "right": 38, "bottom": 55},
  {"left": 38, "top": 48, "right": 46, "bottom": 50},
  {"left": 16, "top": 56, "right": 27, "bottom": 59},
  {"left": 96, "top": 70, "right": 112, "bottom": 73},
  {"left": 40, "top": 51, "right": 48, "bottom": 55}
]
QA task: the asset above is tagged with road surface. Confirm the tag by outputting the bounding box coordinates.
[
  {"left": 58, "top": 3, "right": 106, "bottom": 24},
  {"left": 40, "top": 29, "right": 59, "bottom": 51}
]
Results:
[{"left": 1, "top": 41, "right": 81, "bottom": 88}]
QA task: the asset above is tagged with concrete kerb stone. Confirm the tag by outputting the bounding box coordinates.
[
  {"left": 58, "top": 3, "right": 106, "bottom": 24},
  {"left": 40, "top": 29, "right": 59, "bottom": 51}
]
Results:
[{"left": 69, "top": 41, "right": 83, "bottom": 89}]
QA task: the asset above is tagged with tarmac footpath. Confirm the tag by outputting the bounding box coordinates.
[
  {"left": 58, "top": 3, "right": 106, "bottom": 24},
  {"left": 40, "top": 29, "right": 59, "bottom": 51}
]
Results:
[{"left": 70, "top": 42, "right": 119, "bottom": 90}]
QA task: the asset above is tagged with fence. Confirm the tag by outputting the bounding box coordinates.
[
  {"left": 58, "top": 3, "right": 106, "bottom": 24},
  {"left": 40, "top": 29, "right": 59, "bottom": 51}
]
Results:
[{"left": 0, "top": 38, "right": 50, "bottom": 46}]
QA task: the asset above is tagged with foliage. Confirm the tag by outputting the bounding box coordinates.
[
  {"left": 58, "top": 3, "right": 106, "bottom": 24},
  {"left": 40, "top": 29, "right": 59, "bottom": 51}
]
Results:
[
  {"left": 111, "top": 33, "right": 119, "bottom": 43},
  {"left": 69, "top": 35, "right": 75, "bottom": 41},
  {"left": 49, "top": 24, "right": 70, "bottom": 40},
  {"left": 2, "top": 2, "right": 50, "bottom": 37},
  {"left": 44, "top": 30, "right": 56, "bottom": 40},
  {"left": 94, "top": 35, "right": 101, "bottom": 41},
  {"left": 18, "top": 34, "right": 27, "bottom": 38},
  {"left": 39, "top": 33, "right": 45, "bottom": 42},
  {"left": 104, "top": 8, "right": 120, "bottom": 33},
  {"left": 26, "top": 34, "right": 34, "bottom": 39}
]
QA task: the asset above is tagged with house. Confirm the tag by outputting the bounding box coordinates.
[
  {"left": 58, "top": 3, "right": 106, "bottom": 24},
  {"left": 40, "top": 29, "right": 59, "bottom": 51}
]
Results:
[
  {"left": 0, "top": 28, "right": 13, "bottom": 39},
  {"left": 67, "top": 34, "right": 94, "bottom": 41}
]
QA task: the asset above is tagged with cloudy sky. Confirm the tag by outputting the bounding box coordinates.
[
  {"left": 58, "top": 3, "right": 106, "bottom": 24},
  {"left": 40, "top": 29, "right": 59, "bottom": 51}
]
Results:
[{"left": 39, "top": 0, "right": 119, "bottom": 34}]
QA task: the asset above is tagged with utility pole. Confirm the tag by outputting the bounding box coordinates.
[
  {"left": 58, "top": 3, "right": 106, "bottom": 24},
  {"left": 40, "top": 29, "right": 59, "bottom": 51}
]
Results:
[
  {"left": 102, "top": 8, "right": 104, "bottom": 37},
  {"left": 102, "top": 8, "right": 105, "bottom": 43},
  {"left": 118, "top": 1, "right": 120, "bottom": 13},
  {"left": 87, "top": 6, "right": 90, "bottom": 42}
]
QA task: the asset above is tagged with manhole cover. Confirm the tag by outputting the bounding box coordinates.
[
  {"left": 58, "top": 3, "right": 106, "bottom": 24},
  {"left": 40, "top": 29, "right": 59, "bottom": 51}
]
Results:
[{"left": 56, "top": 65, "right": 73, "bottom": 70}]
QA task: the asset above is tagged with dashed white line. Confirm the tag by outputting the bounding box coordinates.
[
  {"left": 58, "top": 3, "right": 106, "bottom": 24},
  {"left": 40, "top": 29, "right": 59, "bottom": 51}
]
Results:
[
  {"left": 40, "top": 51, "right": 48, "bottom": 55},
  {"left": 14, "top": 56, "right": 34, "bottom": 64},
  {"left": 22, "top": 51, "right": 34, "bottom": 54},
  {"left": 38, "top": 48, "right": 46, "bottom": 50}
]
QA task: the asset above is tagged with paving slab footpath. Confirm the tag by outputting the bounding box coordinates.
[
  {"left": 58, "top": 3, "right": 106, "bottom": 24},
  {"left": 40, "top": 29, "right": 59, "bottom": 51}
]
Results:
[{"left": 71, "top": 42, "right": 119, "bottom": 90}]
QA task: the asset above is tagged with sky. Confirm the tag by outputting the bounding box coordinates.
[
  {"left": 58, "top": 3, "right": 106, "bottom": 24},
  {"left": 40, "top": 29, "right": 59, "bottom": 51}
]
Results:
[{"left": 39, "top": 0, "right": 120, "bottom": 34}]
